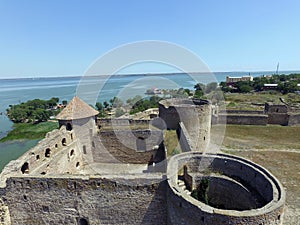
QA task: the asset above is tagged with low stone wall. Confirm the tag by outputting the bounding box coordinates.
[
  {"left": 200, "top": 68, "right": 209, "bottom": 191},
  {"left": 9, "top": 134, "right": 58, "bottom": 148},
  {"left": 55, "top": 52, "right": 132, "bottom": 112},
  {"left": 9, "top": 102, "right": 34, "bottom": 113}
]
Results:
[
  {"left": 265, "top": 103, "right": 288, "bottom": 113},
  {"left": 2, "top": 175, "right": 167, "bottom": 225},
  {"left": 220, "top": 110, "right": 264, "bottom": 114},
  {"left": 288, "top": 113, "right": 300, "bottom": 126},
  {"left": 218, "top": 114, "right": 268, "bottom": 125},
  {"left": 98, "top": 118, "right": 150, "bottom": 128},
  {"left": 215, "top": 108, "right": 300, "bottom": 126},
  {"left": 267, "top": 113, "right": 289, "bottom": 125}
]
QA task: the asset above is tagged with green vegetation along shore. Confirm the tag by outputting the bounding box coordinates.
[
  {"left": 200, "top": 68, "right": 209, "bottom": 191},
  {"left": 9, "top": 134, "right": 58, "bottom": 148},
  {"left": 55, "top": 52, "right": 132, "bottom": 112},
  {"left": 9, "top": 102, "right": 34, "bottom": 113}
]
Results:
[{"left": 0, "top": 121, "right": 59, "bottom": 142}]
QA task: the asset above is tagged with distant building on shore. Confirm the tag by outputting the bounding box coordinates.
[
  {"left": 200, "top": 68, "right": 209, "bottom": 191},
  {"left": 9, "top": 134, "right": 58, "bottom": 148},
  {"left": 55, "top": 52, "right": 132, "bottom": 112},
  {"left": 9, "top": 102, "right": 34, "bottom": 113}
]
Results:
[
  {"left": 263, "top": 83, "right": 278, "bottom": 90},
  {"left": 226, "top": 75, "right": 253, "bottom": 84}
]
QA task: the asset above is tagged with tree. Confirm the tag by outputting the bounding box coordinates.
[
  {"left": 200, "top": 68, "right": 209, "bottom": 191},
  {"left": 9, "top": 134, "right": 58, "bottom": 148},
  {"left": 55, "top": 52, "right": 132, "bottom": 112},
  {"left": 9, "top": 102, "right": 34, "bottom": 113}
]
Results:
[
  {"left": 110, "top": 97, "right": 123, "bottom": 108},
  {"left": 238, "top": 84, "right": 252, "bottom": 93},
  {"left": 32, "top": 108, "right": 50, "bottom": 122},
  {"left": 115, "top": 108, "right": 125, "bottom": 117},
  {"left": 184, "top": 88, "right": 192, "bottom": 96},
  {"left": 95, "top": 102, "right": 104, "bottom": 111},
  {"left": 129, "top": 96, "right": 162, "bottom": 114},
  {"left": 6, "top": 97, "right": 58, "bottom": 123},
  {"left": 205, "top": 82, "right": 218, "bottom": 93},
  {"left": 194, "top": 83, "right": 206, "bottom": 91},
  {"left": 278, "top": 81, "right": 298, "bottom": 94},
  {"left": 126, "top": 95, "right": 143, "bottom": 106},
  {"left": 103, "top": 101, "right": 109, "bottom": 109},
  {"left": 194, "top": 89, "right": 204, "bottom": 98}
]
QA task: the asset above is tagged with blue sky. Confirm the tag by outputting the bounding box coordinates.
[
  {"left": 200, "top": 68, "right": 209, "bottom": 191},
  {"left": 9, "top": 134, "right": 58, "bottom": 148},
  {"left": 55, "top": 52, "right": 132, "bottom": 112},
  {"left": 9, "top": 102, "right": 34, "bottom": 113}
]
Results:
[{"left": 0, "top": 0, "right": 299, "bottom": 78}]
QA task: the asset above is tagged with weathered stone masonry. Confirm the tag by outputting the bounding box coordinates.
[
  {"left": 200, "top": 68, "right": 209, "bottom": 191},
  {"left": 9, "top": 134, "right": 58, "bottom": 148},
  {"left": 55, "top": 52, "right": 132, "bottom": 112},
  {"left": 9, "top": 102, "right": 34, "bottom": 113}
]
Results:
[
  {"left": 0, "top": 97, "right": 286, "bottom": 225},
  {"left": 2, "top": 175, "right": 167, "bottom": 225}
]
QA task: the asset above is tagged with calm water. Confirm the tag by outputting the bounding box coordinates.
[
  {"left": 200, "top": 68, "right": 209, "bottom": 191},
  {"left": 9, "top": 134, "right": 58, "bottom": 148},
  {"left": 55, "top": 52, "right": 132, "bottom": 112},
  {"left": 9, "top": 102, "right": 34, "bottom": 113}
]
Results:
[{"left": 0, "top": 70, "right": 298, "bottom": 171}]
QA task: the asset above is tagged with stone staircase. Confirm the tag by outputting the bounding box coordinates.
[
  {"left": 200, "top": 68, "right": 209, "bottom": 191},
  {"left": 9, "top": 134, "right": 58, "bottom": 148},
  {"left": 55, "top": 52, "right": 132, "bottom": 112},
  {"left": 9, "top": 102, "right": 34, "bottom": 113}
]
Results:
[{"left": 177, "top": 179, "right": 191, "bottom": 195}]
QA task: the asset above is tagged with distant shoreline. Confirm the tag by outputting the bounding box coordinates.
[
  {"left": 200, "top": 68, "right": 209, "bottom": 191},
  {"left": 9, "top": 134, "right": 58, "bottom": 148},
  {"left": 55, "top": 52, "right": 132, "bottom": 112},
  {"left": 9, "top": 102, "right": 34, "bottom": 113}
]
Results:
[{"left": 1, "top": 70, "right": 300, "bottom": 80}]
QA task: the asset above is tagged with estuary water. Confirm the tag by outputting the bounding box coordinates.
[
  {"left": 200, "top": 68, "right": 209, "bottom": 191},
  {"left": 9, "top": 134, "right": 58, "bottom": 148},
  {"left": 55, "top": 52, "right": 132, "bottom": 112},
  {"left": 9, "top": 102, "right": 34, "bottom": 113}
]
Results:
[{"left": 0, "top": 70, "right": 298, "bottom": 171}]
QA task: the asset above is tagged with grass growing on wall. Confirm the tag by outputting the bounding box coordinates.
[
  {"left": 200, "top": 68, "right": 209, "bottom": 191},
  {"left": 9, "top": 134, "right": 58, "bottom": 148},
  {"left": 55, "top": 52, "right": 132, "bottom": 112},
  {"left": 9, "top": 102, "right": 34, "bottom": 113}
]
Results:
[{"left": 0, "top": 121, "right": 59, "bottom": 142}]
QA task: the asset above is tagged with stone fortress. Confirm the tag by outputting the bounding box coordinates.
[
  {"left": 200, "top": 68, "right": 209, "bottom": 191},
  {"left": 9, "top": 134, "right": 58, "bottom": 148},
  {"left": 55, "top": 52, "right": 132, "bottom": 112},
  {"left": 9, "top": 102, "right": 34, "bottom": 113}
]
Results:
[
  {"left": 213, "top": 102, "right": 300, "bottom": 126},
  {"left": 0, "top": 96, "right": 285, "bottom": 225}
]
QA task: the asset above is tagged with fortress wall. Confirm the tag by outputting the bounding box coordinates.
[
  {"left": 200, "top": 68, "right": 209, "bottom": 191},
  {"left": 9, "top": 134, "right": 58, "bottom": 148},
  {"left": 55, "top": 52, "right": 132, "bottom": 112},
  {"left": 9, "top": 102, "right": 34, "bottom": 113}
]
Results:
[
  {"left": 167, "top": 153, "right": 285, "bottom": 225},
  {"left": 288, "top": 113, "right": 300, "bottom": 126},
  {"left": 167, "top": 187, "right": 284, "bottom": 225},
  {"left": 2, "top": 176, "right": 167, "bottom": 225},
  {"left": 218, "top": 114, "right": 268, "bottom": 125},
  {"left": 27, "top": 128, "right": 75, "bottom": 173},
  {"left": 220, "top": 110, "right": 264, "bottom": 114},
  {"left": 267, "top": 113, "right": 289, "bottom": 125},
  {"left": 98, "top": 118, "right": 150, "bottom": 128},
  {"left": 0, "top": 127, "right": 78, "bottom": 182},
  {"left": 39, "top": 141, "right": 83, "bottom": 175},
  {"left": 177, "top": 122, "right": 192, "bottom": 152},
  {"left": 93, "top": 130, "right": 165, "bottom": 164}
]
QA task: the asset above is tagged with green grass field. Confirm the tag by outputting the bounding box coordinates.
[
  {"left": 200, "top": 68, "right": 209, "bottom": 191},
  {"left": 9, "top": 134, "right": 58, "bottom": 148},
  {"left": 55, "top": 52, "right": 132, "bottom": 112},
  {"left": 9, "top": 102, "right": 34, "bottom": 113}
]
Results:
[
  {"left": 212, "top": 124, "right": 300, "bottom": 150},
  {"left": 0, "top": 121, "right": 59, "bottom": 142}
]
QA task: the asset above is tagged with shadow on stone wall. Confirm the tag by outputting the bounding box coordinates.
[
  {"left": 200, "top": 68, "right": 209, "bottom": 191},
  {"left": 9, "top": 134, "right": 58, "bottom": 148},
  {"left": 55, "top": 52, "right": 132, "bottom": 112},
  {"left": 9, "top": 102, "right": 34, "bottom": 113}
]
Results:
[{"left": 141, "top": 180, "right": 167, "bottom": 225}]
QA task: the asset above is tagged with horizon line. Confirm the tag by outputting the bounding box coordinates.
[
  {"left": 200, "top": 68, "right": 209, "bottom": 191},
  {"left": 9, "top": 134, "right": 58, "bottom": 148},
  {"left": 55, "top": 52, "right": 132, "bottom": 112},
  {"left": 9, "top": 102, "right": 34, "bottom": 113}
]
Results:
[{"left": 1, "top": 69, "right": 300, "bottom": 80}]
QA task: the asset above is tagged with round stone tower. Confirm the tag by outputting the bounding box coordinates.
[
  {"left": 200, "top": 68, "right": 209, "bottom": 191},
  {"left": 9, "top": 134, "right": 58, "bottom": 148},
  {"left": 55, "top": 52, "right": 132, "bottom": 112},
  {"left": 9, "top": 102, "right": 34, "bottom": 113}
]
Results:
[
  {"left": 159, "top": 98, "right": 211, "bottom": 151},
  {"left": 167, "top": 152, "right": 286, "bottom": 225}
]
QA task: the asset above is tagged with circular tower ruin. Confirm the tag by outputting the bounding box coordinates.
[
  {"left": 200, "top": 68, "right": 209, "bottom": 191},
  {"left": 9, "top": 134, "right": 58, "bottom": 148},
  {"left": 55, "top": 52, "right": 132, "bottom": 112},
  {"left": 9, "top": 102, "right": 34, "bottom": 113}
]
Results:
[
  {"left": 159, "top": 98, "right": 211, "bottom": 151},
  {"left": 167, "top": 152, "right": 286, "bottom": 225}
]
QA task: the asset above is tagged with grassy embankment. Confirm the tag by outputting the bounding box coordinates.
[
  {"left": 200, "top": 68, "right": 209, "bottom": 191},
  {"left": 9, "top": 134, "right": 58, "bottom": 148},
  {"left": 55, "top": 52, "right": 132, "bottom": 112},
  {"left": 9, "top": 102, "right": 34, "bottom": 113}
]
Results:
[{"left": 0, "top": 121, "right": 59, "bottom": 142}]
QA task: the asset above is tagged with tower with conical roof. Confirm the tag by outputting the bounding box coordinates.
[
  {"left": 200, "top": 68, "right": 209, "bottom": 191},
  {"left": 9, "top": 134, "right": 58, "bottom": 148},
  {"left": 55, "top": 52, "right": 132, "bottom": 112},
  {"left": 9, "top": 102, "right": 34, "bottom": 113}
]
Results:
[
  {"left": 56, "top": 96, "right": 99, "bottom": 163},
  {"left": 56, "top": 96, "right": 99, "bottom": 130}
]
